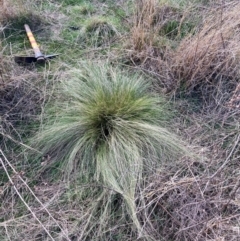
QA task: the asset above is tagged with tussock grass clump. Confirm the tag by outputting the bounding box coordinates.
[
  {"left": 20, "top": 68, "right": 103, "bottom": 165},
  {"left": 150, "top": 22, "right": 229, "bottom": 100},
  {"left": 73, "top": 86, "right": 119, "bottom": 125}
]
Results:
[
  {"left": 77, "top": 3, "right": 95, "bottom": 15},
  {"left": 33, "top": 64, "right": 185, "bottom": 178},
  {"left": 172, "top": 1, "right": 240, "bottom": 100},
  {"left": 32, "top": 63, "right": 188, "bottom": 235},
  {"left": 79, "top": 17, "right": 118, "bottom": 47}
]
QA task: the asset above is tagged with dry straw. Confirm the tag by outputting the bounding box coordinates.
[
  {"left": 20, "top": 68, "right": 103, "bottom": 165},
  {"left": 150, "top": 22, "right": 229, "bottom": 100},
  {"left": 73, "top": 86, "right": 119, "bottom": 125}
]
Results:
[
  {"left": 0, "top": 0, "right": 26, "bottom": 23},
  {"left": 172, "top": 1, "right": 240, "bottom": 94},
  {"left": 130, "top": 0, "right": 164, "bottom": 58},
  {"left": 128, "top": 0, "right": 184, "bottom": 91},
  {"left": 141, "top": 153, "right": 240, "bottom": 240}
]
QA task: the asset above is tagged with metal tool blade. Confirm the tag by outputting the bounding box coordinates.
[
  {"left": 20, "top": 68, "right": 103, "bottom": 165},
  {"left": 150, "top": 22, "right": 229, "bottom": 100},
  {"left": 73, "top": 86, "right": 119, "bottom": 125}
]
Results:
[
  {"left": 14, "top": 56, "right": 38, "bottom": 64},
  {"left": 14, "top": 54, "right": 59, "bottom": 64}
]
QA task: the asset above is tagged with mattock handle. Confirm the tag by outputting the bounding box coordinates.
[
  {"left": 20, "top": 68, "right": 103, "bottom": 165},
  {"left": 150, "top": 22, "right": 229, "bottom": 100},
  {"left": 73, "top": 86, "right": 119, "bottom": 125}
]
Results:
[{"left": 24, "top": 24, "right": 45, "bottom": 61}]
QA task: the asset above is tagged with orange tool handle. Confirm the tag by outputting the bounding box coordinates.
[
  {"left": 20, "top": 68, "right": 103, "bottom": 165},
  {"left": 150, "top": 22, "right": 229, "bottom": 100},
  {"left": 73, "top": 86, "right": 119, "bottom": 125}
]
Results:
[{"left": 24, "top": 24, "right": 44, "bottom": 59}]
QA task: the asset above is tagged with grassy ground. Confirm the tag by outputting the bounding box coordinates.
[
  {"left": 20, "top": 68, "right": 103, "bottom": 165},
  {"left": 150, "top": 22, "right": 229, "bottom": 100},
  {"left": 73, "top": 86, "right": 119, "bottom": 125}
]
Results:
[{"left": 0, "top": 0, "right": 240, "bottom": 240}]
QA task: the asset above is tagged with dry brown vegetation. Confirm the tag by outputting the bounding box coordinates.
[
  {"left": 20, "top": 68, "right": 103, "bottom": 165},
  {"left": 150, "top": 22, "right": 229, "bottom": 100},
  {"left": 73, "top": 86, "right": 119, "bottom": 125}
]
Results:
[
  {"left": 128, "top": 0, "right": 240, "bottom": 102},
  {"left": 126, "top": 1, "right": 240, "bottom": 240},
  {"left": 172, "top": 2, "right": 240, "bottom": 98},
  {"left": 141, "top": 153, "right": 240, "bottom": 240},
  {"left": 0, "top": 0, "right": 26, "bottom": 23},
  {"left": 0, "top": 32, "right": 48, "bottom": 151},
  {"left": 127, "top": 0, "right": 190, "bottom": 91}
]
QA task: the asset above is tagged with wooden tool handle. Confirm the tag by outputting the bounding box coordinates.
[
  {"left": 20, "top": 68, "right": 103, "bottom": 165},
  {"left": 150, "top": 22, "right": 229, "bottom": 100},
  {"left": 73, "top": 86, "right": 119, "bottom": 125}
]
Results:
[{"left": 24, "top": 24, "right": 44, "bottom": 59}]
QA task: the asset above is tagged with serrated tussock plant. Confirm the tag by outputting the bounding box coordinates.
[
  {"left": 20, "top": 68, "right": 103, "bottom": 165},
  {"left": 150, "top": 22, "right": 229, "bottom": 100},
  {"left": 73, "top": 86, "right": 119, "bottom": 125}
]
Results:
[
  {"left": 79, "top": 17, "right": 118, "bottom": 47},
  {"left": 32, "top": 63, "right": 187, "bottom": 234}
]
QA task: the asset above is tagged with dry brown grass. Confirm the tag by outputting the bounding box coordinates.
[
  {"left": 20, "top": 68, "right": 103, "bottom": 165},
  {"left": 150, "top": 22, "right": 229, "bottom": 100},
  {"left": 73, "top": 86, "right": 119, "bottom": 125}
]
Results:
[
  {"left": 140, "top": 1, "right": 240, "bottom": 234},
  {"left": 0, "top": 0, "right": 26, "bottom": 23},
  {"left": 128, "top": 0, "right": 179, "bottom": 61},
  {"left": 129, "top": 0, "right": 160, "bottom": 61},
  {"left": 0, "top": 29, "right": 49, "bottom": 151},
  {"left": 172, "top": 1, "right": 240, "bottom": 99},
  {"left": 127, "top": 1, "right": 240, "bottom": 99},
  {"left": 137, "top": 93, "right": 240, "bottom": 239},
  {"left": 146, "top": 72, "right": 240, "bottom": 240},
  {"left": 125, "top": 0, "right": 194, "bottom": 92},
  {"left": 141, "top": 155, "right": 240, "bottom": 240}
]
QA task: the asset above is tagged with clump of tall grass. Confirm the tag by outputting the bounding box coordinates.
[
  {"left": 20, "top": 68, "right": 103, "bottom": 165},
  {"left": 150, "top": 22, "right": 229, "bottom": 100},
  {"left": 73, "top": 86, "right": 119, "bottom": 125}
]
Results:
[
  {"left": 32, "top": 63, "right": 188, "bottom": 234},
  {"left": 77, "top": 17, "right": 118, "bottom": 47},
  {"left": 129, "top": 0, "right": 163, "bottom": 56},
  {"left": 125, "top": 0, "right": 196, "bottom": 91},
  {"left": 172, "top": 1, "right": 240, "bottom": 98},
  {"left": 128, "top": 0, "right": 193, "bottom": 57}
]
